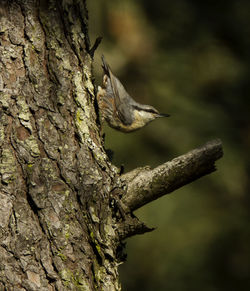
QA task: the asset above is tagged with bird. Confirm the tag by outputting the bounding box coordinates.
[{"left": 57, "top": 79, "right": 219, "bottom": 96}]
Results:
[{"left": 97, "top": 55, "right": 170, "bottom": 132}]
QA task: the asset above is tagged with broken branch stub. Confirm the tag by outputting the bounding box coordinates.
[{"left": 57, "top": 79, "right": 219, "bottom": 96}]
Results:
[{"left": 121, "top": 139, "right": 223, "bottom": 211}]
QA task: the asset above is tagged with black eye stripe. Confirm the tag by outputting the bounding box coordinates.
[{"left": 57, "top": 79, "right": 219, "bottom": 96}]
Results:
[
  {"left": 144, "top": 109, "right": 158, "bottom": 114},
  {"left": 132, "top": 105, "right": 158, "bottom": 114}
]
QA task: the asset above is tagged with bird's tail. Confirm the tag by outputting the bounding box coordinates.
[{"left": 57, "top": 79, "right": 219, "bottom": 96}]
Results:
[{"left": 101, "top": 55, "right": 110, "bottom": 76}]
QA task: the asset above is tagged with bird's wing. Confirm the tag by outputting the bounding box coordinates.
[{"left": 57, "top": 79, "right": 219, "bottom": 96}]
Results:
[{"left": 101, "top": 55, "right": 133, "bottom": 125}]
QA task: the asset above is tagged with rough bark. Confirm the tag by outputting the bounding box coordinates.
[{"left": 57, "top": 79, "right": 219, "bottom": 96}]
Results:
[
  {"left": 0, "top": 1, "right": 121, "bottom": 290},
  {"left": 0, "top": 1, "right": 223, "bottom": 290}
]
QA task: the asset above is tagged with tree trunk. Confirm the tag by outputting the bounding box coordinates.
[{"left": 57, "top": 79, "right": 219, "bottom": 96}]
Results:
[
  {"left": 0, "top": 1, "right": 121, "bottom": 290},
  {"left": 0, "top": 1, "right": 223, "bottom": 290}
]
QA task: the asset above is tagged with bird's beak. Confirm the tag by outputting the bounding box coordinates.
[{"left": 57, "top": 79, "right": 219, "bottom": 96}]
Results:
[{"left": 158, "top": 113, "right": 170, "bottom": 118}]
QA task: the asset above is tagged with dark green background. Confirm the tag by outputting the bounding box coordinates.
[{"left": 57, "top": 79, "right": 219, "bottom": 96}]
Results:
[{"left": 89, "top": 1, "right": 250, "bottom": 290}]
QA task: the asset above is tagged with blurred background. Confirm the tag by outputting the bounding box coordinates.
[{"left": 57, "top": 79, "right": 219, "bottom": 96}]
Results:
[{"left": 88, "top": 0, "right": 250, "bottom": 290}]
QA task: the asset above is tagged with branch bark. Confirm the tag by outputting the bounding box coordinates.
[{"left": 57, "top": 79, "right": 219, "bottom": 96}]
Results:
[{"left": 121, "top": 139, "right": 223, "bottom": 211}]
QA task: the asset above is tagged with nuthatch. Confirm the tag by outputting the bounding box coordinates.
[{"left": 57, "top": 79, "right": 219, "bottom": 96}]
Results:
[{"left": 97, "top": 55, "right": 170, "bottom": 132}]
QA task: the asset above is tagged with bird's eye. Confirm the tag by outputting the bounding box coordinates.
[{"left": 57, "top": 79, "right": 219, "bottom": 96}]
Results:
[{"left": 147, "top": 109, "right": 158, "bottom": 114}]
